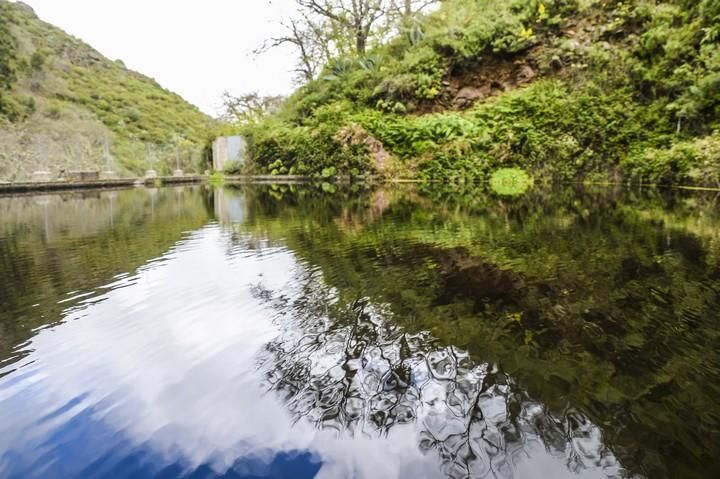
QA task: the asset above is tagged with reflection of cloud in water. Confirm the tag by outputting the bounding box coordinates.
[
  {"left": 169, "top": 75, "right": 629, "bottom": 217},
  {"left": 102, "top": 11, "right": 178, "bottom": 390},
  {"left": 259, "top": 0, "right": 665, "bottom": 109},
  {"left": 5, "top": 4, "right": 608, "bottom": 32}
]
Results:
[
  {"left": 256, "top": 267, "right": 627, "bottom": 479},
  {"left": 0, "top": 226, "right": 439, "bottom": 478}
]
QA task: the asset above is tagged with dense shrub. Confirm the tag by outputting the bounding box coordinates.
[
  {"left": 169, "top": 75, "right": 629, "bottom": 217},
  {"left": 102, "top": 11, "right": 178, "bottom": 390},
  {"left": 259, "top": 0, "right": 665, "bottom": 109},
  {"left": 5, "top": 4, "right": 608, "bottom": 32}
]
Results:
[
  {"left": 0, "top": 2, "right": 17, "bottom": 118},
  {"left": 243, "top": 114, "right": 374, "bottom": 178},
  {"left": 222, "top": 159, "right": 244, "bottom": 175},
  {"left": 622, "top": 131, "right": 720, "bottom": 186}
]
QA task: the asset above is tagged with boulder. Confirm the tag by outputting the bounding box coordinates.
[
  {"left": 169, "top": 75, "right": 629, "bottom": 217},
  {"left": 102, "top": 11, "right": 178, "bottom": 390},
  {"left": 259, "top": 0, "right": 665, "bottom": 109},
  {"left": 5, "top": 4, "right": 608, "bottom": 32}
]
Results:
[
  {"left": 456, "top": 86, "right": 484, "bottom": 101},
  {"left": 453, "top": 86, "right": 486, "bottom": 108},
  {"left": 550, "top": 55, "right": 564, "bottom": 70},
  {"left": 335, "top": 123, "right": 392, "bottom": 174},
  {"left": 515, "top": 64, "right": 536, "bottom": 82}
]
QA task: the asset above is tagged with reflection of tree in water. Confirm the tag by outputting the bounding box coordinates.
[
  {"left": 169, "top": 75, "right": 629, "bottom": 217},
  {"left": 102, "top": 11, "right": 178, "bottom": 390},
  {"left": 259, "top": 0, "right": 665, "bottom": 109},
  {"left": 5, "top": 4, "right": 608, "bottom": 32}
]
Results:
[{"left": 254, "top": 268, "right": 625, "bottom": 479}]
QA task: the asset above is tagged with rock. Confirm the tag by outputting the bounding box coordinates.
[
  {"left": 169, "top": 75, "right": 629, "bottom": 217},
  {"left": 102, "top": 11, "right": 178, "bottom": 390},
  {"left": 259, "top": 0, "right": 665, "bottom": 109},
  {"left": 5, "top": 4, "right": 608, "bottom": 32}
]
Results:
[
  {"left": 62, "top": 45, "right": 104, "bottom": 67},
  {"left": 516, "top": 64, "right": 536, "bottom": 82},
  {"left": 455, "top": 86, "right": 484, "bottom": 101},
  {"left": 335, "top": 123, "right": 392, "bottom": 174},
  {"left": 550, "top": 55, "right": 564, "bottom": 70},
  {"left": 452, "top": 86, "right": 485, "bottom": 108},
  {"left": 562, "top": 39, "right": 581, "bottom": 52},
  {"left": 415, "top": 246, "right": 527, "bottom": 305}
]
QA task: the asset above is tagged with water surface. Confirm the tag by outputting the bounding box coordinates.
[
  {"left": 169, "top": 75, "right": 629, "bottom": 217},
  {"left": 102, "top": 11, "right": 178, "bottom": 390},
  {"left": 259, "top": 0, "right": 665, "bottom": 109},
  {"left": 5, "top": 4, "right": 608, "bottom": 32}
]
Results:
[{"left": 0, "top": 184, "right": 718, "bottom": 479}]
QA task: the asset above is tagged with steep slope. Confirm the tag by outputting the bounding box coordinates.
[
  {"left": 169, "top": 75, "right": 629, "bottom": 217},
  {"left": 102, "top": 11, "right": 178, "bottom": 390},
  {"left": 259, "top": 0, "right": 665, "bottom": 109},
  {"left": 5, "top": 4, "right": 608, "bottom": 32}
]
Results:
[
  {"left": 0, "top": 1, "right": 214, "bottom": 180},
  {"left": 244, "top": 0, "right": 719, "bottom": 187}
]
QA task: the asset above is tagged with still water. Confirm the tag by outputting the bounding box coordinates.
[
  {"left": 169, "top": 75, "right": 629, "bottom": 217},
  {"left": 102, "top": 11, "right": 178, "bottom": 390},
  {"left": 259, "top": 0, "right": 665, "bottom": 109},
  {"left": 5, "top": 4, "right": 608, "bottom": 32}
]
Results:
[{"left": 0, "top": 184, "right": 718, "bottom": 479}]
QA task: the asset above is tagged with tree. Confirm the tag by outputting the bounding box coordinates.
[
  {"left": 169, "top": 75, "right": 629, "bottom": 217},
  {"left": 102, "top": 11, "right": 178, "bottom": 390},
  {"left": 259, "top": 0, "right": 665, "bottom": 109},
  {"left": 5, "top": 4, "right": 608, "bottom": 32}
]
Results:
[
  {"left": 387, "top": 0, "right": 440, "bottom": 23},
  {"left": 296, "top": 0, "right": 386, "bottom": 55},
  {"left": 256, "top": 0, "right": 440, "bottom": 85},
  {"left": 220, "top": 92, "right": 285, "bottom": 125},
  {"left": 255, "top": 13, "right": 332, "bottom": 83}
]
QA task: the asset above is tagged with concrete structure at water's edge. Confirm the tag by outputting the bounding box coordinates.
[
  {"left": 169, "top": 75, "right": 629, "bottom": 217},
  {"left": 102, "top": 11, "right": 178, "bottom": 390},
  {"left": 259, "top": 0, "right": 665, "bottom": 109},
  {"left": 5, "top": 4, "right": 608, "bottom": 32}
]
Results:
[{"left": 212, "top": 136, "right": 246, "bottom": 172}]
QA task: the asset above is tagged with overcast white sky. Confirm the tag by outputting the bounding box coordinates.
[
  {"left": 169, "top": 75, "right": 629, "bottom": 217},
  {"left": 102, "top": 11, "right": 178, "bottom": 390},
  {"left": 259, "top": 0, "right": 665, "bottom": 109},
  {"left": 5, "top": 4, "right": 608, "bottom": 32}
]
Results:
[{"left": 18, "top": 0, "right": 299, "bottom": 116}]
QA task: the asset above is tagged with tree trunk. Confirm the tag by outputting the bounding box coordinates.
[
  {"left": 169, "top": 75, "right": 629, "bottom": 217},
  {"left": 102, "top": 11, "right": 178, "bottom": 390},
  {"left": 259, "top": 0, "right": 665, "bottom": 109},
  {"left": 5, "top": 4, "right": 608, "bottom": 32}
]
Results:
[
  {"left": 355, "top": 27, "right": 366, "bottom": 54},
  {"left": 404, "top": 0, "right": 412, "bottom": 16}
]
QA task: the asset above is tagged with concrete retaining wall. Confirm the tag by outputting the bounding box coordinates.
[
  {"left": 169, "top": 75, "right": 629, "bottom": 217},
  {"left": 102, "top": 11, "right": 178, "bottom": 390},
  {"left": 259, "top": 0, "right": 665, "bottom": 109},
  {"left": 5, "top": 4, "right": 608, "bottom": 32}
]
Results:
[{"left": 212, "top": 136, "right": 246, "bottom": 171}]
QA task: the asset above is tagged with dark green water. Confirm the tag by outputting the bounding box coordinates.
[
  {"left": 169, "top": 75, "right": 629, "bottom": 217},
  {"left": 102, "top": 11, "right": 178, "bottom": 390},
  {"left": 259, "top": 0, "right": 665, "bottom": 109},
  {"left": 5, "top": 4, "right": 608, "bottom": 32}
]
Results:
[{"left": 0, "top": 184, "right": 718, "bottom": 479}]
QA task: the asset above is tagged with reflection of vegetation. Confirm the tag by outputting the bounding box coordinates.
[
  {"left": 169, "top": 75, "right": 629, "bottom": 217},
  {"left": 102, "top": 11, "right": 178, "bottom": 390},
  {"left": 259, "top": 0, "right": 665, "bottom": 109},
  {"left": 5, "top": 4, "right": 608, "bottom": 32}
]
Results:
[
  {"left": 257, "top": 274, "right": 621, "bottom": 478},
  {"left": 235, "top": 184, "right": 720, "bottom": 479},
  {"left": 0, "top": 187, "right": 212, "bottom": 363},
  {"left": 489, "top": 168, "right": 532, "bottom": 196}
]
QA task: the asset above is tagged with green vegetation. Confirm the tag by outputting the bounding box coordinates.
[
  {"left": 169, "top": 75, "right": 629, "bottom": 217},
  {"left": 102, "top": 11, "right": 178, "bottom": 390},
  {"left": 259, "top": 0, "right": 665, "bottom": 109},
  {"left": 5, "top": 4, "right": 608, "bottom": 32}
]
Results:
[
  {"left": 0, "top": 2, "right": 17, "bottom": 118},
  {"left": 489, "top": 167, "right": 532, "bottom": 195},
  {"left": 0, "top": 1, "right": 215, "bottom": 179},
  {"left": 242, "top": 0, "right": 719, "bottom": 186}
]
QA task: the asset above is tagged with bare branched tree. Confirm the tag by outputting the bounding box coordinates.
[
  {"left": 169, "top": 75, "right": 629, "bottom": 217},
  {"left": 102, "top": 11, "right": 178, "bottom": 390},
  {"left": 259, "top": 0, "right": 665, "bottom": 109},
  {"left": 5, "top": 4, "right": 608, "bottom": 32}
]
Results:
[
  {"left": 386, "top": 0, "right": 440, "bottom": 26},
  {"left": 296, "top": 0, "right": 386, "bottom": 55},
  {"left": 388, "top": 0, "right": 438, "bottom": 18},
  {"left": 256, "top": 0, "right": 441, "bottom": 85},
  {"left": 220, "top": 92, "right": 285, "bottom": 125},
  {"left": 255, "top": 12, "right": 332, "bottom": 83}
]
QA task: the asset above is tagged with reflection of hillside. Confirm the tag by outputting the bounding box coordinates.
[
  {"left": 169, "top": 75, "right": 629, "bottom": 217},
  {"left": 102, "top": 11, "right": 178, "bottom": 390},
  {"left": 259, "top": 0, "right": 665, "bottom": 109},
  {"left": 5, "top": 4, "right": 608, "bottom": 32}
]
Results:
[
  {"left": 0, "top": 186, "right": 212, "bottom": 364},
  {"left": 236, "top": 184, "right": 720, "bottom": 479}
]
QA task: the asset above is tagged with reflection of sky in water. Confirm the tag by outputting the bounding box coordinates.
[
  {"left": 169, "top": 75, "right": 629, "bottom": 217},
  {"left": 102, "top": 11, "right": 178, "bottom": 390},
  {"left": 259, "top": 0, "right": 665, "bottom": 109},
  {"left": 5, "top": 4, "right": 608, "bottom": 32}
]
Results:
[{"left": 0, "top": 223, "right": 622, "bottom": 479}]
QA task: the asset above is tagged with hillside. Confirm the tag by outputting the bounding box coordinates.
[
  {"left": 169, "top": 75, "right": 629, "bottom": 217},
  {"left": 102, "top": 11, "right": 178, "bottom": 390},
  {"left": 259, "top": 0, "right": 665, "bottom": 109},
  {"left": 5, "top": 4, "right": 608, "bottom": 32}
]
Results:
[
  {"left": 0, "top": 1, "right": 214, "bottom": 180},
  {"left": 243, "top": 0, "right": 719, "bottom": 187}
]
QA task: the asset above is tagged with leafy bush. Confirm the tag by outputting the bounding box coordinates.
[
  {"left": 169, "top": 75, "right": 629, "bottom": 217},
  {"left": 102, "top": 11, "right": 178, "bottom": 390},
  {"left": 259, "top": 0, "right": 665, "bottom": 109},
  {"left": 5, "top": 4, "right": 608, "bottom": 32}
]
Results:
[
  {"left": 622, "top": 132, "right": 720, "bottom": 186},
  {"left": 243, "top": 112, "right": 374, "bottom": 178},
  {"left": 222, "top": 159, "right": 244, "bottom": 175},
  {"left": 30, "top": 50, "right": 45, "bottom": 70}
]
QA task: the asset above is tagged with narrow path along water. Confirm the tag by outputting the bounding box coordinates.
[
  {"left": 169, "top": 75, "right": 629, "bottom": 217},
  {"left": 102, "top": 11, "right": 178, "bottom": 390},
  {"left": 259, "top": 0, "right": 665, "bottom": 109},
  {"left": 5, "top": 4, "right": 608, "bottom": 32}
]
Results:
[{"left": 0, "top": 185, "right": 718, "bottom": 479}]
